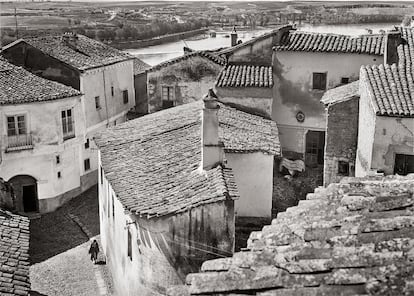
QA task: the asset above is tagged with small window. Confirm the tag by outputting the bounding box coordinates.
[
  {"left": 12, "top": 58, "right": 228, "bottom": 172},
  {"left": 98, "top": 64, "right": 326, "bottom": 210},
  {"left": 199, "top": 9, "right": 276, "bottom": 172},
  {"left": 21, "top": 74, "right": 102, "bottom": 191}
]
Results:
[
  {"left": 85, "top": 139, "right": 90, "bottom": 149},
  {"left": 100, "top": 166, "right": 103, "bottom": 184},
  {"left": 95, "top": 96, "right": 101, "bottom": 110},
  {"left": 341, "top": 77, "right": 349, "bottom": 84},
  {"left": 338, "top": 161, "right": 349, "bottom": 176},
  {"left": 7, "top": 115, "right": 27, "bottom": 136},
  {"left": 161, "top": 86, "right": 175, "bottom": 109},
  {"left": 84, "top": 158, "right": 91, "bottom": 171},
  {"left": 312, "top": 72, "right": 327, "bottom": 90},
  {"left": 62, "top": 109, "right": 75, "bottom": 140},
  {"left": 111, "top": 86, "right": 114, "bottom": 97},
  {"left": 394, "top": 154, "right": 414, "bottom": 175},
  {"left": 127, "top": 228, "right": 132, "bottom": 260},
  {"left": 123, "top": 90, "right": 129, "bottom": 104},
  {"left": 56, "top": 155, "right": 60, "bottom": 164},
  {"left": 57, "top": 171, "right": 61, "bottom": 178},
  {"left": 112, "top": 194, "right": 115, "bottom": 219}
]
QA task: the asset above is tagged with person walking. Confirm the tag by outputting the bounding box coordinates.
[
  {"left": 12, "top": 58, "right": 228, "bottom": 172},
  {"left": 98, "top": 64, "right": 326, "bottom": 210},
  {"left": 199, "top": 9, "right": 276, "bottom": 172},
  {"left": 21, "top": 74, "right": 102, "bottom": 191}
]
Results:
[{"left": 89, "top": 239, "right": 99, "bottom": 264}]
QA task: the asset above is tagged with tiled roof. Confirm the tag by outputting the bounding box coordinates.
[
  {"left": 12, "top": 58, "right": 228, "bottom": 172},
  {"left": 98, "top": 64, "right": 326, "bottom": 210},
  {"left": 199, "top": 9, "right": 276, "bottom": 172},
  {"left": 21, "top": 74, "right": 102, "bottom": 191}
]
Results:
[
  {"left": 147, "top": 51, "right": 226, "bottom": 72},
  {"left": 171, "top": 174, "right": 414, "bottom": 296},
  {"left": 0, "top": 57, "right": 81, "bottom": 105},
  {"left": 215, "top": 64, "right": 273, "bottom": 88},
  {"left": 16, "top": 34, "right": 132, "bottom": 71},
  {"left": 0, "top": 209, "right": 30, "bottom": 296},
  {"left": 274, "top": 31, "right": 385, "bottom": 55},
  {"left": 132, "top": 57, "right": 150, "bottom": 75},
  {"left": 320, "top": 80, "right": 359, "bottom": 105},
  {"left": 94, "top": 100, "right": 280, "bottom": 218}
]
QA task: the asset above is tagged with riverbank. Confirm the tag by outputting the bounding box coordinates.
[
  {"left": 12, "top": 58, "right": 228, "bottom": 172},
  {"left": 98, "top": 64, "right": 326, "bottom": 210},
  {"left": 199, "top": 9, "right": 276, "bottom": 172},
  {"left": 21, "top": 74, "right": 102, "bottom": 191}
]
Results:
[{"left": 106, "top": 28, "right": 208, "bottom": 50}]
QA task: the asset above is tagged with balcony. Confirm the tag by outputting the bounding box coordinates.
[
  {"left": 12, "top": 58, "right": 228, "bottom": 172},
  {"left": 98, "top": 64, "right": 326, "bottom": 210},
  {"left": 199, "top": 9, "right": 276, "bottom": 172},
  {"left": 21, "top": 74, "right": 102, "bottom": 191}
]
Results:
[{"left": 6, "top": 133, "right": 33, "bottom": 152}]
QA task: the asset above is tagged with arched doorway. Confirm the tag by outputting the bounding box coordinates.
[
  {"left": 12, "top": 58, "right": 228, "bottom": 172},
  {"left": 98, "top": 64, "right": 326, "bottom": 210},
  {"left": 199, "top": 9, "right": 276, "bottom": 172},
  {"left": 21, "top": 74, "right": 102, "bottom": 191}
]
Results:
[{"left": 8, "top": 175, "right": 38, "bottom": 213}]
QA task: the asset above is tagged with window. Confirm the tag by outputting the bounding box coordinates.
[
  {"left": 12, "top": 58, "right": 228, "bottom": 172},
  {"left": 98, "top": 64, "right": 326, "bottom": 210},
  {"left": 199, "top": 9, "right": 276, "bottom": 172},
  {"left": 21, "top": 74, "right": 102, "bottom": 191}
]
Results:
[
  {"left": 161, "top": 86, "right": 175, "bottom": 109},
  {"left": 312, "top": 72, "right": 327, "bottom": 90},
  {"left": 394, "top": 154, "right": 414, "bottom": 175},
  {"left": 341, "top": 77, "right": 349, "bottom": 84},
  {"left": 127, "top": 228, "right": 132, "bottom": 260},
  {"left": 100, "top": 166, "right": 104, "bottom": 184},
  {"left": 122, "top": 90, "right": 129, "bottom": 104},
  {"left": 95, "top": 96, "right": 101, "bottom": 110},
  {"left": 85, "top": 139, "right": 90, "bottom": 149},
  {"left": 7, "top": 115, "right": 26, "bottom": 136},
  {"left": 111, "top": 86, "right": 114, "bottom": 97},
  {"left": 84, "top": 158, "right": 91, "bottom": 171},
  {"left": 61, "top": 109, "right": 75, "bottom": 140},
  {"left": 56, "top": 155, "right": 60, "bottom": 164},
  {"left": 57, "top": 171, "right": 61, "bottom": 178},
  {"left": 338, "top": 161, "right": 350, "bottom": 176},
  {"left": 305, "top": 131, "right": 325, "bottom": 166},
  {"left": 112, "top": 194, "right": 115, "bottom": 219}
]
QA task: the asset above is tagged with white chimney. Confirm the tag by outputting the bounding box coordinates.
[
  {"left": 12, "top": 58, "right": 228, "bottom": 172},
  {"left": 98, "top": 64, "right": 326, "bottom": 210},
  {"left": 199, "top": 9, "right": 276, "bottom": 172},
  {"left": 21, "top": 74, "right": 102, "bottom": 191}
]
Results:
[{"left": 201, "top": 89, "right": 224, "bottom": 170}]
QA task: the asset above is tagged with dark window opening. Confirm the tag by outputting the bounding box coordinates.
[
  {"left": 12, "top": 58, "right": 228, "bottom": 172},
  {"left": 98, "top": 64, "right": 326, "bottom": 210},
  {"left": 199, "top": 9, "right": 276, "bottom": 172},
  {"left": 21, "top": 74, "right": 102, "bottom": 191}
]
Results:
[
  {"left": 100, "top": 166, "right": 103, "bottom": 184},
  {"left": 112, "top": 194, "right": 115, "bottom": 219},
  {"left": 111, "top": 86, "right": 114, "bottom": 97},
  {"left": 84, "top": 158, "right": 91, "bottom": 171},
  {"left": 341, "top": 77, "right": 349, "bottom": 84},
  {"left": 22, "top": 185, "right": 37, "bottom": 212},
  {"left": 161, "top": 86, "right": 175, "bottom": 109},
  {"left": 127, "top": 228, "right": 132, "bottom": 260},
  {"left": 85, "top": 139, "right": 90, "bottom": 149},
  {"left": 57, "top": 172, "right": 61, "bottom": 178},
  {"left": 338, "top": 161, "right": 350, "bottom": 175},
  {"left": 56, "top": 155, "right": 60, "bottom": 164},
  {"left": 394, "top": 154, "right": 414, "bottom": 175},
  {"left": 312, "top": 72, "right": 327, "bottom": 90},
  {"left": 95, "top": 96, "right": 101, "bottom": 110},
  {"left": 123, "top": 90, "right": 129, "bottom": 104},
  {"left": 305, "top": 130, "right": 325, "bottom": 166}
]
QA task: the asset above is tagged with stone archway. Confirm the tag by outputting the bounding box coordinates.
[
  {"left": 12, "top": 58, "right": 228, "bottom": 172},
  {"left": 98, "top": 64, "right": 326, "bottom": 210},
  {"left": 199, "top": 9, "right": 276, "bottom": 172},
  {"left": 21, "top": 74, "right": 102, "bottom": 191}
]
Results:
[{"left": 8, "top": 175, "right": 38, "bottom": 213}]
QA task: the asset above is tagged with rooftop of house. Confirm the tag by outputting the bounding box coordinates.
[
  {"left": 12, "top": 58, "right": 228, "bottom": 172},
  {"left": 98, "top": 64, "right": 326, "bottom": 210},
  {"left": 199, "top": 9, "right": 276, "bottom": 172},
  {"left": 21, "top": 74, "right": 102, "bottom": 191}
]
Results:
[
  {"left": 170, "top": 174, "right": 414, "bottom": 296},
  {"left": 361, "top": 27, "right": 414, "bottom": 118},
  {"left": 274, "top": 30, "right": 385, "bottom": 55},
  {"left": 215, "top": 64, "right": 273, "bottom": 88},
  {"left": 0, "top": 57, "right": 81, "bottom": 105},
  {"left": 0, "top": 209, "right": 30, "bottom": 296},
  {"left": 320, "top": 80, "right": 359, "bottom": 105},
  {"left": 147, "top": 50, "right": 227, "bottom": 73},
  {"left": 94, "top": 99, "right": 280, "bottom": 218},
  {"left": 133, "top": 57, "right": 151, "bottom": 75},
  {"left": 5, "top": 33, "right": 133, "bottom": 71}
]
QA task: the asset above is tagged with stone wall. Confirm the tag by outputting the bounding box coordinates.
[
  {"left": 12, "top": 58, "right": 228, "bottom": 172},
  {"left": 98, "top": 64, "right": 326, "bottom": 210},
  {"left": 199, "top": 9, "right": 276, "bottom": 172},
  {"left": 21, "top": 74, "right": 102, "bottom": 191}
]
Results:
[
  {"left": 323, "top": 97, "right": 359, "bottom": 186},
  {"left": 0, "top": 178, "right": 14, "bottom": 210}
]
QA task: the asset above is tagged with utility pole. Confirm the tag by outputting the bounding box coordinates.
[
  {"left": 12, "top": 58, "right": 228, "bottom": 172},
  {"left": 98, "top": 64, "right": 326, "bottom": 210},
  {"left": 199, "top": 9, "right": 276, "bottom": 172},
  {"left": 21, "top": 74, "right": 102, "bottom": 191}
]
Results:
[{"left": 14, "top": 7, "right": 19, "bottom": 40}]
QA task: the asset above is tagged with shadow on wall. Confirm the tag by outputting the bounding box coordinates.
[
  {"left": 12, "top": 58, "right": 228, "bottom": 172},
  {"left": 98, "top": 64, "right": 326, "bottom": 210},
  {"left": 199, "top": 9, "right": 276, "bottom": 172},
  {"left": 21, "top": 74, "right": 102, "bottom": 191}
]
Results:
[
  {"left": 273, "top": 58, "right": 325, "bottom": 118},
  {"left": 30, "top": 291, "right": 48, "bottom": 296}
]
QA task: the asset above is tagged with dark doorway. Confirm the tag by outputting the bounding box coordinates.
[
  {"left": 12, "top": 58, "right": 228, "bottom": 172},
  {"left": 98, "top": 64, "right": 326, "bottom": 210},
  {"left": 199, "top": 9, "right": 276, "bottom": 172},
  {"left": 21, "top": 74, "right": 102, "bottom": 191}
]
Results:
[
  {"left": 394, "top": 154, "right": 414, "bottom": 175},
  {"left": 23, "top": 185, "right": 37, "bottom": 212},
  {"left": 305, "top": 130, "right": 325, "bottom": 166}
]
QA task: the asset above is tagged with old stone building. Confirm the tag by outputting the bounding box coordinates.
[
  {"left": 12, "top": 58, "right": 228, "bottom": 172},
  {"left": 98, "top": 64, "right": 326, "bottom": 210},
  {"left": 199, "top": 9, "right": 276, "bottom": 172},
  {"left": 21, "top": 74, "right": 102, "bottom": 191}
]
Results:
[
  {"left": 0, "top": 58, "right": 88, "bottom": 213},
  {"left": 146, "top": 51, "right": 226, "bottom": 113},
  {"left": 272, "top": 31, "right": 385, "bottom": 165},
  {"left": 94, "top": 92, "right": 280, "bottom": 295},
  {"left": 170, "top": 174, "right": 414, "bottom": 296},
  {"left": 132, "top": 57, "right": 150, "bottom": 115},
  {"left": 321, "top": 81, "right": 360, "bottom": 186},
  {"left": 2, "top": 33, "right": 135, "bottom": 190},
  {"left": 215, "top": 64, "right": 273, "bottom": 118}
]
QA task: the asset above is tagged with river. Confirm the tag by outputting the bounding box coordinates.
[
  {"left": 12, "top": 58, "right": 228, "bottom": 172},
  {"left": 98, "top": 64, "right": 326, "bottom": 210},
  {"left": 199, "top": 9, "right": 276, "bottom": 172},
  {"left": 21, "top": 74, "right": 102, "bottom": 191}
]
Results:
[{"left": 126, "top": 23, "right": 398, "bottom": 66}]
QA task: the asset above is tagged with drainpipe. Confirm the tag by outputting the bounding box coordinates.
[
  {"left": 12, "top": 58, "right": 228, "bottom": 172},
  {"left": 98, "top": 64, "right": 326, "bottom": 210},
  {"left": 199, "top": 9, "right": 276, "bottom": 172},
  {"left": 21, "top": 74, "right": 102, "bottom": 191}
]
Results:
[{"left": 102, "top": 68, "right": 110, "bottom": 127}]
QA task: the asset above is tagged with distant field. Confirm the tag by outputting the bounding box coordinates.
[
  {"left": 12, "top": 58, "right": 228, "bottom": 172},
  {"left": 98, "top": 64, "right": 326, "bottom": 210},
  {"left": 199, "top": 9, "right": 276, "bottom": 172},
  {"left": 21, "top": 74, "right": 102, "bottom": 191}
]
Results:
[
  {"left": 351, "top": 7, "right": 414, "bottom": 15},
  {"left": 1, "top": 15, "right": 71, "bottom": 29}
]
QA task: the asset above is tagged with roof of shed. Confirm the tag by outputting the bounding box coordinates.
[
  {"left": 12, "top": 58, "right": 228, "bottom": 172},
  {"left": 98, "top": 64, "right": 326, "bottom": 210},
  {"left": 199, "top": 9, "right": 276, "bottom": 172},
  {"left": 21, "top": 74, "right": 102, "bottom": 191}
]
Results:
[
  {"left": 6, "top": 34, "right": 133, "bottom": 71},
  {"left": 274, "top": 30, "right": 385, "bottom": 55},
  {"left": 94, "top": 99, "right": 280, "bottom": 218},
  {"left": 133, "top": 57, "right": 151, "bottom": 75},
  {"left": 171, "top": 174, "right": 414, "bottom": 296},
  {"left": 0, "top": 57, "right": 81, "bottom": 105},
  {"left": 215, "top": 64, "right": 273, "bottom": 88},
  {"left": 0, "top": 209, "right": 30, "bottom": 296},
  {"left": 320, "top": 80, "right": 360, "bottom": 105}
]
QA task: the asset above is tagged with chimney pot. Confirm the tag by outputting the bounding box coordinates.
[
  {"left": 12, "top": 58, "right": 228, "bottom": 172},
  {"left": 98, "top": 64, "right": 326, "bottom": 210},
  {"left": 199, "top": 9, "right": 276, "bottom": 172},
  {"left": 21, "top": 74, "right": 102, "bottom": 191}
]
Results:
[{"left": 384, "top": 30, "right": 402, "bottom": 65}]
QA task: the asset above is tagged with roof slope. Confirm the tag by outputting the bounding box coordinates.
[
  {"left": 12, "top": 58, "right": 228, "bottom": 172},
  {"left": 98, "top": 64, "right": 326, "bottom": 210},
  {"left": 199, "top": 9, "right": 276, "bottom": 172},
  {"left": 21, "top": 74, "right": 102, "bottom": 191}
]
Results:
[
  {"left": 20, "top": 34, "right": 132, "bottom": 71},
  {"left": 360, "top": 28, "right": 414, "bottom": 117},
  {"left": 0, "top": 57, "right": 81, "bottom": 105},
  {"left": 133, "top": 57, "right": 150, "bottom": 75},
  {"left": 172, "top": 174, "right": 414, "bottom": 295},
  {"left": 94, "top": 100, "right": 280, "bottom": 218},
  {"left": 216, "top": 64, "right": 273, "bottom": 88},
  {"left": 0, "top": 209, "right": 30, "bottom": 296},
  {"left": 275, "top": 31, "right": 385, "bottom": 55},
  {"left": 320, "top": 80, "right": 359, "bottom": 105}
]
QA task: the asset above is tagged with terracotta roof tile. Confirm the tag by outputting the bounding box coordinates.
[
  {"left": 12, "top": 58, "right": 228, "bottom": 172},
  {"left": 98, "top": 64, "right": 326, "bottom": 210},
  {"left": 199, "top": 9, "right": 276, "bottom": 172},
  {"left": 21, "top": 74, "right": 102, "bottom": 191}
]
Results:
[
  {"left": 132, "top": 57, "right": 150, "bottom": 75},
  {"left": 0, "top": 209, "right": 30, "bottom": 296},
  {"left": 320, "top": 80, "right": 359, "bottom": 105},
  {"left": 173, "top": 174, "right": 414, "bottom": 295},
  {"left": 19, "top": 33, "right": 132, "bottom": 71},
  {"left": 0, "top": 57, "right": 81, "bottom": 105},
  {"left": 275, "top": 31, "right": 385, "bottom": 55},
  {"left": 95, "top": 100, "right": 280, "bottom": 218},
  {"left": 215, "top": 64, "right": 273, "bottom": 88}
]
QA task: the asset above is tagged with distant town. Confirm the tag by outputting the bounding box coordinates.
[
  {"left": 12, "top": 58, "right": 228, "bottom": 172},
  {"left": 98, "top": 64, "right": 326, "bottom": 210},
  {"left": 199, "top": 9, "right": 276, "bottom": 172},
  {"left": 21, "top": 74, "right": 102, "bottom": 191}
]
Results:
[{"left": 0, "top": 1, "right": 414, "bottom": 296}]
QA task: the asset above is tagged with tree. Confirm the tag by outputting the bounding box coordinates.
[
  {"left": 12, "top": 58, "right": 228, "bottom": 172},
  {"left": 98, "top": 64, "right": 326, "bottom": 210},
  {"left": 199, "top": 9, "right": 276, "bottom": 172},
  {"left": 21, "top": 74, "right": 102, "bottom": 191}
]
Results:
[{"left": 402, "top": 15, "right": 412, "bottom": 27}]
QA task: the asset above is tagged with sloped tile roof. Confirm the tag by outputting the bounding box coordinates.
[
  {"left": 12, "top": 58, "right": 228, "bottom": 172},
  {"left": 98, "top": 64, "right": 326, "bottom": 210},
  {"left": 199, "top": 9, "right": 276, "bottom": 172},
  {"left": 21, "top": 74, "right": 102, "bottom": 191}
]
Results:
[
  {"left": 172, "top": 174, "right": 414, "bottom": 295},
  {"left": 320, "top": 80, "right": 360, "bottom": 105},
  {"left": 0, "top": 209, "right": 30, "bottom": 296},
  {"left": 147, "top": 50, "right": 226, "bottom": 73},
  {"left": 132, "top": 57, "right": 150, "bottom": 75},
  {"left": 215, "top": 64, "right": 273, "bottom": 88},
  {"left": 274, "top": 31, "right": 385, "bottom": 55},
  {"left": 0, "top": 57, "right": 81, "bottom": 105},
  {"left": 19, "top": 34, "right": 132, "bottom": 71},
  {"left": 94, "top": 100, "right": 280, "bottom": 218}
]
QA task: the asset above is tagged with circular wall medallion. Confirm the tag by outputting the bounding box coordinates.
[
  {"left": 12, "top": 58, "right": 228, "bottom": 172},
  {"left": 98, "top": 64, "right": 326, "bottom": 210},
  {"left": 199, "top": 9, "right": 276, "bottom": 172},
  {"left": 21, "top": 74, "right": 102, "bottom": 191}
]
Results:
[{"left": 296, "top": 111, "right": 305, "bottom": 123}]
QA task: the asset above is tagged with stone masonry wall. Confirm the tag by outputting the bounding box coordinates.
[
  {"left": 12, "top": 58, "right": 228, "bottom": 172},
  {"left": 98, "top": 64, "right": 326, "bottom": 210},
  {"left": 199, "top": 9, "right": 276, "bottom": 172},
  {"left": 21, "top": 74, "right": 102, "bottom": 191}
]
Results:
[{"left": 324, "top": 97, "right": 359, "bottom": 186}]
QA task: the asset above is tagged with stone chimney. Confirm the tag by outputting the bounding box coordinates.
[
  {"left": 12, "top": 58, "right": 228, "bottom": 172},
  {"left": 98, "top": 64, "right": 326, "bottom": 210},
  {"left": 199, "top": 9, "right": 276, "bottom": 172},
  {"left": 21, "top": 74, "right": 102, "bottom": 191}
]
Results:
[
  {"left": 231, "top": 26, "right": 238, "bottom": 47},
  {"left": 201, "top": 89, "right": 224, "bottom": 170},
  {"left": 384, "top": 31, "right": 402, "bottom": 65}
]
